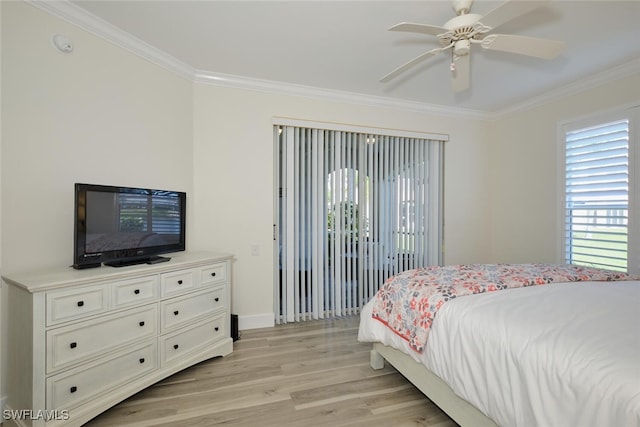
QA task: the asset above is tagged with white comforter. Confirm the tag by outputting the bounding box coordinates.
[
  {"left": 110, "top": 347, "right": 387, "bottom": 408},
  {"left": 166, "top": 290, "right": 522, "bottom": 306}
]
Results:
[{"left": 358, "top": 281, "right": 640, "bottom": 427}]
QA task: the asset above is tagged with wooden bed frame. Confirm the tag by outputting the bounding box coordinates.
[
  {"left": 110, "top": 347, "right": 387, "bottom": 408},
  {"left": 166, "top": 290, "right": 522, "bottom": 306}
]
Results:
[{"left": 370, "top": 342, "right": 497, "bottom": 427}]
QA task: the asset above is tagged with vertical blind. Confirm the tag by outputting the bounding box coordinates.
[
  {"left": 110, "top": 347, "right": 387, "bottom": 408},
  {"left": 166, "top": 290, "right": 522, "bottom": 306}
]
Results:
[
  {"left": 274, "top": 124, "right": 444, "bottom": 323},
  {"left": 564, "top": 119, "right": 630, "bottom": 271}
]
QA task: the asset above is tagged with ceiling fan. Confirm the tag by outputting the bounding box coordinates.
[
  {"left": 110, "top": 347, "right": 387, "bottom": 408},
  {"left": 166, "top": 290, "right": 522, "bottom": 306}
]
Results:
[{"left": 381, "top": 0, "right": 565, "bottom": 92}]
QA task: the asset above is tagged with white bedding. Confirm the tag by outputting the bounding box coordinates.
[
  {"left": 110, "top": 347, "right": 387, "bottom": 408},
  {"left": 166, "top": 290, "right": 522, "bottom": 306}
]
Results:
[{"left": 358, "top": 281, "right": 640, "bottom": 427}]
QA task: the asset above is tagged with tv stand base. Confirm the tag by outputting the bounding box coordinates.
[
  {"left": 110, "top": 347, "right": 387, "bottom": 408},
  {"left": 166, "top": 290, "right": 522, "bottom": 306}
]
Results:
[
  {"left": 105, "top": 255, "right": 171, "bottom": 268},
  {"left": 146, "top": 255, "right": 171, "bottom": 265}
]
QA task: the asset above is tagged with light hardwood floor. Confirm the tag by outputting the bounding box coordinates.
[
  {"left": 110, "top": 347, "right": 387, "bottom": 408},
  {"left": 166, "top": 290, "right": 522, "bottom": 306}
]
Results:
[{"left": 85, "top": 316, "right": 457, "bottom": 426}]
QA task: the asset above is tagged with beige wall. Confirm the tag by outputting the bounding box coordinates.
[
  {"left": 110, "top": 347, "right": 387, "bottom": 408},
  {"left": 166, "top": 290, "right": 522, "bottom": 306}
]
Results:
[
  {"left": 1, "top": 2, "right": 195, "bottom": 272},
  {"left": 0, "top": 1, "right": 194, "bottom": 408},
  {"left": 192, "top": 84, "right": 493, "bottom": 326},
  {"left": 488, "top": 73, "right": 640, "bottom": 263}
]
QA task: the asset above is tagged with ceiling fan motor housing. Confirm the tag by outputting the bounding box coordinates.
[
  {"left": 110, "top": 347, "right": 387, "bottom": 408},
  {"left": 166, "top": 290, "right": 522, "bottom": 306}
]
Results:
[
  {"left": 443, "top": 13, "right": 482, "bottom": 55},
  {"left": 443, "top": 13, "right": 483, "bottom": 34}
]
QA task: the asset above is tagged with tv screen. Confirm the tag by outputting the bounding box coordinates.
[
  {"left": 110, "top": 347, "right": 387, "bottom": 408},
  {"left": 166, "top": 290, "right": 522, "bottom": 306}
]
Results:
[{"left": 74, "top": 183, "right": 186, "bottom": 269}]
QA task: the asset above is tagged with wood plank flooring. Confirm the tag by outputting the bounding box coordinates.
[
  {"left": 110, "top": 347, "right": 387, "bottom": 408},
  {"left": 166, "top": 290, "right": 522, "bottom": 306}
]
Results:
[{"left": 85, "top": 316, "right": 457, "bottom": 426}]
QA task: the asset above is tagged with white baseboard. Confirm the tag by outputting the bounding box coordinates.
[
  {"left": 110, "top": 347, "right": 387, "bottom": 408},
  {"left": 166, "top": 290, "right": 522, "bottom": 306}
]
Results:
[{"left": 238, "top": 313, "right": 274, "bottom": 331}]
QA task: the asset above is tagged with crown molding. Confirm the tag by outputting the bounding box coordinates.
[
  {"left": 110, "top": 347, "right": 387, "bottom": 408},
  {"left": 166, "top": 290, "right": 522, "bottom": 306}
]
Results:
[
  {"left": 27, "top": 0, "right": 195, "bottom": 81},
  {"left": 27, "top": 0, "right": 490, "bottom": 120},
  {"left": 490, "top": 58, "right": 640, "bottom": 120},
  {"left": 27, "top": 0, "right": 640, "bottom": 122},
  {"left": 194, "top": 71, "right": 491, "bottom": 120}
]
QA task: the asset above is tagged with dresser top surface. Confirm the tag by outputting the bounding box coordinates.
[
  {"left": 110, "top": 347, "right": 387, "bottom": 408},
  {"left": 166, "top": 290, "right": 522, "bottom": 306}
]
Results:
[{"left": 2, "top": 251, "right": 234, "bottom": 292}]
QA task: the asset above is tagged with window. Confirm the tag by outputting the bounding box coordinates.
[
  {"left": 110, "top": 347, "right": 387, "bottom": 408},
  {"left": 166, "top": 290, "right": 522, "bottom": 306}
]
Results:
[{"left": 562, "top": 106, "right": 639, "bottom": 273}]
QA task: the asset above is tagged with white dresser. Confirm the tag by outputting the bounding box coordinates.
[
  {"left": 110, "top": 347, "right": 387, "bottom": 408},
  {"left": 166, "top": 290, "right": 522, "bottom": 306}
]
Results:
[{"left": 2, "top": 251, "right": 234, "bottom": 427}]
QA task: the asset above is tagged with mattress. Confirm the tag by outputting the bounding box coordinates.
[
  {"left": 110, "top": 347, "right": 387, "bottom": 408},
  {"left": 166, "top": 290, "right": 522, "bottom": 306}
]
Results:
[{"left": 358, "top": 281, "right": 640, "bottom": 427}]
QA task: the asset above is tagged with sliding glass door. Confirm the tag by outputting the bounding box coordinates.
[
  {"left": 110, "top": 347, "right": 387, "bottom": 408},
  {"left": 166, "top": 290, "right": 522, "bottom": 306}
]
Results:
[{"left": 274, "top": 122, "right": 445, "bottom": 323}]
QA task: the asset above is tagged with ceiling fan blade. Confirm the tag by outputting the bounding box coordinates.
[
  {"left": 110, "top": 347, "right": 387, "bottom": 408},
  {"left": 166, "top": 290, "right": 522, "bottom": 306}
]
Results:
[
  {"left": 451, "top": 54, "right": 470, "bottom": 92},
  {"left": 481, "top": 34, "right": 564, "bottom": 59},
  {"left": 479, "top": 0, "right": 549, "bottom": 31},
  {"left": 380, "top": 46, "right": 450, "bottom": 83},
  {"left": 388, "top": 22, "right": 448, "bottom": 37}
]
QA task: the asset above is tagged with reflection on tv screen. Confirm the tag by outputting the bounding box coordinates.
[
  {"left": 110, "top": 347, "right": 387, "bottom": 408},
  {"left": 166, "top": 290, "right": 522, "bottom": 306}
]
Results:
[{"left": 85, "top": 191, "right": 182, "bottom": 253}]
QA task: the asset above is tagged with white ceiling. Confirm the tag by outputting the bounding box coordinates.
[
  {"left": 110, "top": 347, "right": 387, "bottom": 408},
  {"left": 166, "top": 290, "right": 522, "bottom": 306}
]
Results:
[{"left": 66, "top": 0, "right": 640, "bottom": 115}]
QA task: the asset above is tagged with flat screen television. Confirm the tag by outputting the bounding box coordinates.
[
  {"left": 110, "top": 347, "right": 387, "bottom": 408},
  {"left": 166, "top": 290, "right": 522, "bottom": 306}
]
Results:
[{"left": 73, "top": 183, "right": 186, "bottom": 269}]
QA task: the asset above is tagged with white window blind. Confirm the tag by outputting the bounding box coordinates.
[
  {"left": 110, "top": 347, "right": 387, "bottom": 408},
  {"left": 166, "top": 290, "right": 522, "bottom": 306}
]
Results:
[
  {"left": 564, "top": 119, "right": 630, "bottom": 271},
  {"left": 274, "top": 124, "right": 444, "bottom": 323},
  {"left": 117, "top": 193, "right": 182, "bottom": 235}
]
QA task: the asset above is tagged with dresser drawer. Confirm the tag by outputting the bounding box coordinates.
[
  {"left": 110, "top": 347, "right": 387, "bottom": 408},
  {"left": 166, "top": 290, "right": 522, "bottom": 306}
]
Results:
[
  {"left": 210, "top": 286, "right": 225, "bottom": 312},
  {"left": 161, "top": 268, "right": 197, "bottom": 296},
  {"left": 200, "top": 263, "right": 227, "bottom": 287},
  {"left": 113, "top": 275, "right": 158, "bottom": 308},
  {"left": 47, "top": 305, "right": 158, "bottom": 372},
  {"left": 161, "top": 288, "right": 221, "bottom": 331},
  {"left": 161, "top": 314, "right": 226, "bottom": 365},
  {"left": 46, "top": 285, "right": 108, "bottom": 326},
  {"left": 47, "top": 341, "right": 157, "bottom": 410}
]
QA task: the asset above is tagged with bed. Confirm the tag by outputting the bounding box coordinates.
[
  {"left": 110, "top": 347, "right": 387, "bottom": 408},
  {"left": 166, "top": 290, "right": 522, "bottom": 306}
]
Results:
[{"left": 357, "top": 263, "right": 640, "bottom": 427}]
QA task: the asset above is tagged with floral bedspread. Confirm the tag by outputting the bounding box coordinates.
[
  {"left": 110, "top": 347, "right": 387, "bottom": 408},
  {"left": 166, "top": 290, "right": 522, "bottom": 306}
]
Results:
[{"left": 371, "top": 263, "right": 638, "bottom": 353}]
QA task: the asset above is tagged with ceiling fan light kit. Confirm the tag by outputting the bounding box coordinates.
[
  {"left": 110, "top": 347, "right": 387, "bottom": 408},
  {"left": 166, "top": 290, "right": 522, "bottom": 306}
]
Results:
[
  {"left": 382, "top": 0, "right": 565, "bottom": 92},
  {"left": 454, "top": 39, "right": 471, "bottom": 56}
]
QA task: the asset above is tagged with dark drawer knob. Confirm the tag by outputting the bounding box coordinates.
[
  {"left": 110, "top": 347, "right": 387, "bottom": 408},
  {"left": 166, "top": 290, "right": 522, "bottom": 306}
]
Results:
[
  {"left": 177, "top": 280, "right": 183, "bottom": 285},
  {"left": 214, "top": 297, "right": 220, "bottom": 302},
  {"left": 139, "top": 358, "right": 145, "bottom": 364},
  {"left": 173, "top": 344, "right": 179, "bottom": 350},
  {"left": 214, "top": 327, "right": 219, "bottom": 331},
  {"left": 134, "top": 289, "right": 140, "bottom": 295},
  {"left": 70, "top": 386, "right": 77, "bottom": 393},
  {"left": 139, "top": 321, "right": 145, "bottom": 327},
  {"left": 173, "top": 310, "right": 179, "bottom": 316},
  {"left": 77, "top": 301, "right": 84, "bottom": 307},
  {"left": 70, "top": 342, "right": 77, "bottom": 349},
  {"left": 211, "top": 272, "right": 216, "bottom": 277}
]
